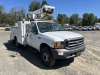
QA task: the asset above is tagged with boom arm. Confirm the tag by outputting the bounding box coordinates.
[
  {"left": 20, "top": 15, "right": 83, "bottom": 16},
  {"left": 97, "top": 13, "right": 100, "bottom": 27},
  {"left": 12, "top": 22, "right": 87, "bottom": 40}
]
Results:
[{"left": 27, "top": 5, "right": 55, "bottom": 20}]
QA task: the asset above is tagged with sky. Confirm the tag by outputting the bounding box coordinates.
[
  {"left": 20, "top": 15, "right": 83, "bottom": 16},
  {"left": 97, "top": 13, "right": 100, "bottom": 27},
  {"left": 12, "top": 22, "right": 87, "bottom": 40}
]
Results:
[{"left": 0, "top": 0, "right": 100, "bottom": 18}]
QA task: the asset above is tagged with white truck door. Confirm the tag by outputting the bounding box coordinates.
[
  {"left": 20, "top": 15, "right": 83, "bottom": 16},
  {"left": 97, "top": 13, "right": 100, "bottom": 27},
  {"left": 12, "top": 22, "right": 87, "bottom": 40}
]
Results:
[{"left": 27, "top": 22, "right": 39, "bottom": 50}]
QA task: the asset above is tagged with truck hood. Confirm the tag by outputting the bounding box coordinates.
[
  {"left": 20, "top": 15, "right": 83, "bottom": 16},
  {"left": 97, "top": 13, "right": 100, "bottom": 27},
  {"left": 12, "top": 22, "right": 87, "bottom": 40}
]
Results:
[{"left": 41, "top": 31, "right": 83, "bottom": 41}]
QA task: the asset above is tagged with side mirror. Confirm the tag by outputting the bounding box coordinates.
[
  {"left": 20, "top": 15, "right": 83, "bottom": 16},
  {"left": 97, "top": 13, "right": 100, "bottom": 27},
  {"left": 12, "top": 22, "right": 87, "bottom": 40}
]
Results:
[{"left": 34, "top": 31, "right": 38, "bottom": 35}]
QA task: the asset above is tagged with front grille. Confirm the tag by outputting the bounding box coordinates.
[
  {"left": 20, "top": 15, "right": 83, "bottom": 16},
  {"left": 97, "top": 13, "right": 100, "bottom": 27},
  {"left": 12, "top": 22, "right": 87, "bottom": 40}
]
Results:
[{"left": 65, "top": 38, "right": 84, "bottom": 50}]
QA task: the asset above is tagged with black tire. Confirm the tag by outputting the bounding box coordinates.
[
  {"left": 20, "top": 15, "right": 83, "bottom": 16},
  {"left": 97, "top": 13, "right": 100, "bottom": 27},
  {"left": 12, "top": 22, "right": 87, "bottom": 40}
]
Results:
[
  {"left": 68, "top": 57, "right": 74, "bottom": 61},
  {"left": 40, "top": 47, "right": 56, "bottom": 67},
  {"left": 12, "top": 39, "right": 15, "bottom": 44},
  {"left": 15, "top": 38, "right": 21, "bottom": 48}
]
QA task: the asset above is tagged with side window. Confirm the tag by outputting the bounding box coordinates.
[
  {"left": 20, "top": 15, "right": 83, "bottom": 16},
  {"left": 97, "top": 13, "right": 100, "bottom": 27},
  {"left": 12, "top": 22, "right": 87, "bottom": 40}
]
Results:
[
  {"left": 26, "top": 24, "right": 31, "bottom": 33},
  {"left": 31, "top": 22, "right": 38, "bottom": 34}
]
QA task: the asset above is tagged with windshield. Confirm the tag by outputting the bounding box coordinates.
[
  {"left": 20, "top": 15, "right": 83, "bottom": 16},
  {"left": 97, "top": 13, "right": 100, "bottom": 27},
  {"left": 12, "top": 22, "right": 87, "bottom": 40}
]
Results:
[{"left": 37, "top": 22, "right": 63, "bottom": 33}]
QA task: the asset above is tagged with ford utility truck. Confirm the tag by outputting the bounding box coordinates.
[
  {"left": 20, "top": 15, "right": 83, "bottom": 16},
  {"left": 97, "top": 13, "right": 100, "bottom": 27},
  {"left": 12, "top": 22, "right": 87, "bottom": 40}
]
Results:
[
  {"left": 10, "top": 20, "right": 85, "bottom": 67},
  {"left": 10, "top": 5, "right": 85, "bottom": 67}
]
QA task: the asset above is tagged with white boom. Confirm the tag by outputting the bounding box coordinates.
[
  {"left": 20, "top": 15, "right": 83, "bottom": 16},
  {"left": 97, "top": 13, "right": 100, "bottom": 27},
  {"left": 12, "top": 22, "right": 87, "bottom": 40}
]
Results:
[{"left": 28, "top": 5, "right": 55, "bottom": 20}]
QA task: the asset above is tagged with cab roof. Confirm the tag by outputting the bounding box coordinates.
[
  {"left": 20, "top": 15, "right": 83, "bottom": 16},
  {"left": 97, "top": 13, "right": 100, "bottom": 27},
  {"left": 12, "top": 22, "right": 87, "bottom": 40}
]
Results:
[{"left": 31, "top": 19, "right": 55, "bottom": 23}]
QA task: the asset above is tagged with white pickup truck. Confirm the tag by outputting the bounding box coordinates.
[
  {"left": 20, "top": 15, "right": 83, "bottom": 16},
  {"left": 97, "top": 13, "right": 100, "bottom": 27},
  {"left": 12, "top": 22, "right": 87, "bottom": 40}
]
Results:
[{"left": 10, "top": 20, "right": 85, "bottom": 67}]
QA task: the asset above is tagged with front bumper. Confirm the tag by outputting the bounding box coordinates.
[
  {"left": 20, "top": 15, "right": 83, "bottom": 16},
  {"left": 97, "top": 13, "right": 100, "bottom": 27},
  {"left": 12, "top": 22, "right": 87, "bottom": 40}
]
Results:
[{"left": 51, "top": 46, "right": 85, "bottom": 59}]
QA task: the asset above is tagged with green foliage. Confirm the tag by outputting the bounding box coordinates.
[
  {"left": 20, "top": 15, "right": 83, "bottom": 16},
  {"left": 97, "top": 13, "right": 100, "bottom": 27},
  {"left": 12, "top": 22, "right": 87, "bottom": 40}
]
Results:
[
  {"left": 1, "top": 2, "right": 100, "bottom": 27},
  {"left": 57, "top": 13, "right": 98, "bottom": 26},
  {"left": 29, "top": 1, "right": 41, "bottom": 11},
  {"left": 0, "top": 5, "right": 4, "bottom": 14},
  {"left": 9, "top": 8, "right": 17, "bottom": 21},
  {"left": 70, "top": 14, "right": 79, "bottom": 26},
  {"left": 94, "top": 16, "right": 99, "bottom": 23},
  {"left": 88, "top": 13, "right": 95, "bottom": 25},
  {"left": 82, "top": 13, "right": 95, "bottom": 26},
  {"left": 98, "top": 18, "right": 100, "bottom": 23},
  {"left": 17, "top": 8, "right": 26, "bottom": 21},
  {"left": 82, "top": 13, "right": 89, "bottom": 26},
  {"left": 0, "top": 14, "right": 2, "bottom": 23},
  {"left": 57, "top": 14, "right": 69, "bottom": 25},
  {"left": 0, "top": 8, "right": 25, "bottom": 26},
  {"left": 0, "top": 13, "right": 15, "bottom": 26},
  {"left": 78, "top": 18, "right": 82, "bottom": 26},
  {"left": 9, "top": 7, "right": 26, "bottom": 21}
]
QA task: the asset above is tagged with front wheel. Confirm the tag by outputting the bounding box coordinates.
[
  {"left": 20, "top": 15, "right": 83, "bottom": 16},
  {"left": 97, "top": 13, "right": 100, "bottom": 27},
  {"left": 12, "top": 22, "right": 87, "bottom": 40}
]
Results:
[{"left": 40, "top": 47, "right": 56, "bottom": 67}]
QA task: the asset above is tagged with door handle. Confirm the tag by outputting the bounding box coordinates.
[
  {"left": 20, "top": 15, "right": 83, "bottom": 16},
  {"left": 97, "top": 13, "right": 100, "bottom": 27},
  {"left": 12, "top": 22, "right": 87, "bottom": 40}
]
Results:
[{"left": 27, "top": 34, "right": 28, "bottom": 37}]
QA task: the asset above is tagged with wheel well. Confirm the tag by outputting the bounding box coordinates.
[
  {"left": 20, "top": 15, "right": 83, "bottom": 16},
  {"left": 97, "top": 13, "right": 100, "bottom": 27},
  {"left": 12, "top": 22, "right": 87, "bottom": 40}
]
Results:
[{"left": 40, "top": 43, "right": 50, "bottom": 51}]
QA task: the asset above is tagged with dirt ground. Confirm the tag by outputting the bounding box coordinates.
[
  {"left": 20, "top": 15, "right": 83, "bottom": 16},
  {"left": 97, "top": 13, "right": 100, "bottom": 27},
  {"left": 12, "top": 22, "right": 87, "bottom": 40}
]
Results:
[{"left": 0, "top": 30, "right": 100, "bottom": 75}]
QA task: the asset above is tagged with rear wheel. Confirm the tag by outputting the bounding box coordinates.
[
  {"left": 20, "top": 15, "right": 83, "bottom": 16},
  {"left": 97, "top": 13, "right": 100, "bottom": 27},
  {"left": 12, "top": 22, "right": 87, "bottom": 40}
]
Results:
[
  {"left": 40, "top": 47, "right": 56, "bottom": 67},
  {"left": 15, "top": 38, "right": 21, "bottom": 48}
]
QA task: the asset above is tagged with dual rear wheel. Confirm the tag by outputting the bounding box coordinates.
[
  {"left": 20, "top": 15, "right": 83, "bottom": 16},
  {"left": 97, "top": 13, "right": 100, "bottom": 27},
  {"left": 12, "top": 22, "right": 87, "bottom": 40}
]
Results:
[{"left": 13, "top": 37, "right": 21, "bottom": 48}]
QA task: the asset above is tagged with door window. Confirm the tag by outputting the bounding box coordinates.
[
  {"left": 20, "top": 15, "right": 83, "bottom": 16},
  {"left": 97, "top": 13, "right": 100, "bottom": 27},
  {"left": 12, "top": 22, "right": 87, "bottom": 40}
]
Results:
[
  {"left": 26, "top": 24, "right": 31, "bottom": 33},
  {"left": 31, "top": 22, "right": 38, "bottom": 34}
]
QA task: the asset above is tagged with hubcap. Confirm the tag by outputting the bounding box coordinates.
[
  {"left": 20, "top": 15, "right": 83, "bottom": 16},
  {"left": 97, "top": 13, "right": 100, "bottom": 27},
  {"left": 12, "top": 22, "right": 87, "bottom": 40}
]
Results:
[{"left": 43, "top": 53, "right": 49, "bottom": 62}]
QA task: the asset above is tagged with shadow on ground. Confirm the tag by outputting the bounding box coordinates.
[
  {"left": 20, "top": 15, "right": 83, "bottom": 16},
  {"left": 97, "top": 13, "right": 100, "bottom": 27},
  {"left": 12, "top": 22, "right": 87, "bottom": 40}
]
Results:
[{"left": 4, "top": 40, "right": 74, "bottom": 70}]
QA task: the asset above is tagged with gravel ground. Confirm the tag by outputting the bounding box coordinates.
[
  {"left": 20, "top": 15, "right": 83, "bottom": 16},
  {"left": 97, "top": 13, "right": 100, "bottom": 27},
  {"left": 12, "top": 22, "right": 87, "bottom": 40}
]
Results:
[{"left": 0, "top": 30, "right": 100, "bottom": 75}]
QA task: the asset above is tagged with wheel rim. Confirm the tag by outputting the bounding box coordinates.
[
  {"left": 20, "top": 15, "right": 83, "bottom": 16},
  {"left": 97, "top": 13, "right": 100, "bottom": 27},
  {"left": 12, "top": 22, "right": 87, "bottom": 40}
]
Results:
[{"left": 43, "top": 53, "right": 49, "bottom": 62}]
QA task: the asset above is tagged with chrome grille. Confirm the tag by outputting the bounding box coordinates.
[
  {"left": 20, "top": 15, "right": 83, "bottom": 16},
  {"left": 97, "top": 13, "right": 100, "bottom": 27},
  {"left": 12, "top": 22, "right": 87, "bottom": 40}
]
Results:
[{"left": 65, "top": 38, "right": 84, "bottom": 49}]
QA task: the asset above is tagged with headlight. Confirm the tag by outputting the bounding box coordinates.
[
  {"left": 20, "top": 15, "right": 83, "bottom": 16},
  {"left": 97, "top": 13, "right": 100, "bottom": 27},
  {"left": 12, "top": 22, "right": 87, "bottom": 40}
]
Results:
[{"left": 54, "top": 42, "right": 64, "bottom": 49}]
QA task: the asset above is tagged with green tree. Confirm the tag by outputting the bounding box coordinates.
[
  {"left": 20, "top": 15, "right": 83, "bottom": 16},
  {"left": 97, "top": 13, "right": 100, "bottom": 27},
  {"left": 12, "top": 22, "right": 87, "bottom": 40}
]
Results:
[
  {"left": 0, "top": 13, "right": 15, "bottom": 26},
  {"left": 98, "top": 18, "right": 100, "bottom": 23},
  {"left": 9, "top": 7, "right": 26, "bottom": 21},
  {"left": 17, "top": 8, "right": 26, "bottom": 20},
  {"left": 66, "top": 16, "right": 69, "bottom": 23},
  {"left": 57, "top": 14, "right": 69, "bottom": 25},
  {"left": 70, "top": 14, "right": 79, "bottom": 26},
  {"left": 78, "top": 18, "right": 82, "bottom": 26},
  {"left": 9, "top": 8, "right": 18, "bottom": 21},
  {"left": 82, "top": 13, "right": 89, "bottom": 26},
  {"left": 82, "top": 13, "right": 95, "bottom": 26},
  {"left": 29, "top": 1, "right": 41, "bottom": 12},
  {"left": 41, "top": 0, "right": 48, "bottom": 7},
  {"left": 94, "top": 16, "right": 99, "bottom": 23},
  {"left": 88, "top": 13, "right": 95, "bottom": 25},
  {"left": 0, "top": 14, "right": 3, "bottom": 23},
  {"left": 0, "top": 5, "right": 4, "bottom": 14}
]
